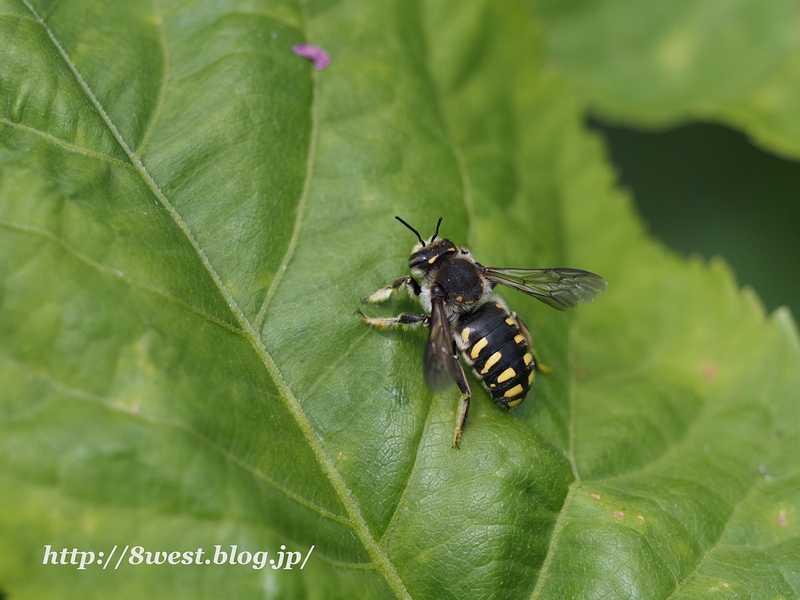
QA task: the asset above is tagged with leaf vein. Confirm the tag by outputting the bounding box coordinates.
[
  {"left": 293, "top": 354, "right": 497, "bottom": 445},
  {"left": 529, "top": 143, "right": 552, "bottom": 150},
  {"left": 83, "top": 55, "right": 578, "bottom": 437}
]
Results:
[
  {"left": 253, "top": 54, "right": 319, "bottom": 331},
  {"left": 665, "top": 363, "right": 784, "bottom": 598},
  {"left": 664, "top": 471, "right": 766, "bottom": 599},
  {"left": 20, "top": 1, "right": 411, "bottom": 595},
  {"left": 378, "top": 388, "right": 439, "bottom": 547},
  {"left": 529, "top": 480, "right": 581, "bottom": 599},
  {"left": 0, "top": 219, "right": 243, "bottom": 337},
  {"left": 0, "top": 117, "right": 133, "bottom": 170},
  {"left": 0, "top": 12, "right": 39, "bottom": 24},
  {"left": 5, "top": 352, "right": 350, "bottom": 526},
  {"left": 419, "top": 36, "right": 477, "bottom": 247},
  {"left": 40, "top": 0, "right": 64, "bottom": 20},
  {"left": 300, "top": 329, "right": 370, "bottom": 402},
  {"left": 134, "top": 0, "right": 170, "bottom": 158}
]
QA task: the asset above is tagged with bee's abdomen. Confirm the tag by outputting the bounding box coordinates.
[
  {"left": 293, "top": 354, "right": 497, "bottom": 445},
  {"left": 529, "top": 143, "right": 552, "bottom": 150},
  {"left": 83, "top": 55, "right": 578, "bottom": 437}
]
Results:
[{"left": 457, "top": 303, "right": 535, "bottom": 408}]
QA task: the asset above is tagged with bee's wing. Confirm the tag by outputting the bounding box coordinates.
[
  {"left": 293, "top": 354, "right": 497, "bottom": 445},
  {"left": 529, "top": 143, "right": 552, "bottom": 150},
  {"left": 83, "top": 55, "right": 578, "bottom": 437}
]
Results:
[
  {"left": 423, "top": 296, "right": 458, "bottom": 391},
  {"left": 483, "top": 267, "right": 607, "bottom": 311}
]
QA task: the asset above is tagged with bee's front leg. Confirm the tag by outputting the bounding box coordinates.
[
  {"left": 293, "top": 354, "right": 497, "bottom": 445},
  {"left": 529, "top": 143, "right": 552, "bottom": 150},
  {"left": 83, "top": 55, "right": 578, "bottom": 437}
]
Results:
[
  {"left": 361, "top": 275, "right": 421, "bottom": 303},
  {"left": 356, "top": 310, "right": 429, "bottom": 330}
]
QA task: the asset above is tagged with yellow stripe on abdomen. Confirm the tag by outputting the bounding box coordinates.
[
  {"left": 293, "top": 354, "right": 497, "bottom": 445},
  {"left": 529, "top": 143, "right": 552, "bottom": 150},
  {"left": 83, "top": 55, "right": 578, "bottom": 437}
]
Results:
[
  {"left": 481, "top": 351, "right": 502, "bottom": 374},
  {"left": 497, "top": 367, "right": 516, "bottom": 383},
  {"left": 471, "top": 337, "right": 488, "bottom": 359}
]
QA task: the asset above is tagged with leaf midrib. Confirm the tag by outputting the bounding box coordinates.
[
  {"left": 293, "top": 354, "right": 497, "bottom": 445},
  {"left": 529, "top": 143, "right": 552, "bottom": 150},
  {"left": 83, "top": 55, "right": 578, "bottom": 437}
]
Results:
[{"left": 20, "top": 2, "right": 411, "bottom": 597}]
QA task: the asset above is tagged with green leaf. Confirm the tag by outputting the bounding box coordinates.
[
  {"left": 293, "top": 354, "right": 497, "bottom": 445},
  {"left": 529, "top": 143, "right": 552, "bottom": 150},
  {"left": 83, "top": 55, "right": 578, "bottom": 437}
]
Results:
[
  {"left": 533, "top": 0, "right": 800, "bottom": 159},
  {"left": 1, "top": 0, "right": 799, "bottom": 599}
]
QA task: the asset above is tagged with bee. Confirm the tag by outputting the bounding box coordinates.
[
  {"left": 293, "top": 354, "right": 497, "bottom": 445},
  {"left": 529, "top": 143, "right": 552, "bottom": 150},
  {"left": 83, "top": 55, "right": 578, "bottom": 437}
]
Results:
[{"left": 357, "top": 216, "right": 606, "bottom": 448}]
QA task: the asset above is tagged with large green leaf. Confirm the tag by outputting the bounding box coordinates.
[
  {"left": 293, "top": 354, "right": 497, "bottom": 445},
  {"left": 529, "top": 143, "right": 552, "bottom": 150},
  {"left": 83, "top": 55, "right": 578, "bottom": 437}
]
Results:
[
  {"left": 533, "top": 0, "right": 800, "bottom": 158},
  {"left": 1, "top": 0, "right": 799, "bottom": 598}
]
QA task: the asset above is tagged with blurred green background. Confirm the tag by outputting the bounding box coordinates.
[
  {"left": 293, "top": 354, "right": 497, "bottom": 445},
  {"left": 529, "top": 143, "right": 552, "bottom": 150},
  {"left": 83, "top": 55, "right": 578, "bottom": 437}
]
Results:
[{"left": 590, "top": 119, "right": 800, "bottom": 318}]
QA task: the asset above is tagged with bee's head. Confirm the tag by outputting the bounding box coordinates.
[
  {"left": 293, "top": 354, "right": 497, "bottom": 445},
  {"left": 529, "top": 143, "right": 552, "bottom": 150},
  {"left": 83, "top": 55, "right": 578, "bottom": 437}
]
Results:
[{"left": 396, "top": 216, "right": 457, "bottom": 273}]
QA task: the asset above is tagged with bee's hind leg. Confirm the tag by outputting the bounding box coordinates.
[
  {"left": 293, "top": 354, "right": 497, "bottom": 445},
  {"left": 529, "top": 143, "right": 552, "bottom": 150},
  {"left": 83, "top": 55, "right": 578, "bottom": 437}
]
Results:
[
  {"left": 361, "top": 276, "right": 421, "bottom": 303},
  {"left": 452, "top": 359, "right": 472, "bottom": 449},
  {"left": 356, "top": 310, "right": 428, "bottom": 330},
  {"left": 514, "top": 313, "right": 553, "bottom": 374}
]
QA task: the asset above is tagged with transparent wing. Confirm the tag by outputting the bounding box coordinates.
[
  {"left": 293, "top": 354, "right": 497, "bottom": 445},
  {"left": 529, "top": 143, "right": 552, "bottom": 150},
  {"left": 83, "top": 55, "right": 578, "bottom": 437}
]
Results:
[
  {"left": 483, "top": 267, "right": 607, "bottom": 311},
  {"left": 423, "top": 297, "right": 458, "bottom": 391}
]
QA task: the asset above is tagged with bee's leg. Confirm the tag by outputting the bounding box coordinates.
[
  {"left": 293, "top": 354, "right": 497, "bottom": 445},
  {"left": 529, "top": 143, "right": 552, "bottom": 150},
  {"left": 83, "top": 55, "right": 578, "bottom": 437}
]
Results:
[
  {"left": 452, "top": 358, "right": 472, "bottom": 449},
  {"left": 514, "top": 313, "right": 552, "bottom": 374},
  {"left": 361, "top": 276, "right": 421, "bottom": 303},
  {"left": 531, "top": 350, "right": 552, "bottom": 374},
  {"left": 356, "top": 310, "right": 428, "bottom": 330}
]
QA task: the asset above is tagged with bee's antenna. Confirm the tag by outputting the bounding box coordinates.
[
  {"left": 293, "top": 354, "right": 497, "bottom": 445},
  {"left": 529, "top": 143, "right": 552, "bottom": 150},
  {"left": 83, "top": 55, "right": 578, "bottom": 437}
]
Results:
[
  {"left": 395, "top": 216, "right": 426, "bottom": 246},
  {"left": 430, "top": 217, "right": 443, "bottom": 243}
]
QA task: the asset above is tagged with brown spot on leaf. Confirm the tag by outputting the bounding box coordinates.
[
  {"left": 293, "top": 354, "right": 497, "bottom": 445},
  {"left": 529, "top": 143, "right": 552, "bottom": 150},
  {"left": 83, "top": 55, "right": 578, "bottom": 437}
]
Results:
[
  {"left": 702, "top": 362, "right": 717, "bottom": 381},
  {"left": 573, "top": 364, "right": 590, "bottom": 381},
  {"left": 777, "top": 510, "right": 788, "bottom": 527},
  {"left": 612, "top": 511, "right": 624, "bottom": 518},
  {"left": 590, "top": 493, "right": 601, "bottom": 500}
]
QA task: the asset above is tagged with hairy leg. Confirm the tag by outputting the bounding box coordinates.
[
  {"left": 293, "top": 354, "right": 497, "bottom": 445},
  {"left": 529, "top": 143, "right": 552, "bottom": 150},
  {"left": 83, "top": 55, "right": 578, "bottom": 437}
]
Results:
[{"left": 361, "top": 276, "right": 421, "bottom": 304}]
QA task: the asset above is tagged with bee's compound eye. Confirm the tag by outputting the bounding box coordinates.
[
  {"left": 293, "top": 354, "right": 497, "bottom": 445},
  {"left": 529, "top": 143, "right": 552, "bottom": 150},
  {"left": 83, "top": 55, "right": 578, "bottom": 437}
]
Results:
[
  {"left": 409, "top": 252, "right": 426, "bottom": 269},
  {"left": 431, "top": 284, "right": 446, "bottom": 299}
]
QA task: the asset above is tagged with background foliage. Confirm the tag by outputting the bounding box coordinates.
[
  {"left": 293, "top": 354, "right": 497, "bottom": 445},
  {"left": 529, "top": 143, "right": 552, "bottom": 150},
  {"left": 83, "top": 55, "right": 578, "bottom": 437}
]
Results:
[
  {"left": 1, "top": 0, "right": 799, "bottom": 598},
  {"left": 593, "top": 119, "right": 800, "bottom": 320}
]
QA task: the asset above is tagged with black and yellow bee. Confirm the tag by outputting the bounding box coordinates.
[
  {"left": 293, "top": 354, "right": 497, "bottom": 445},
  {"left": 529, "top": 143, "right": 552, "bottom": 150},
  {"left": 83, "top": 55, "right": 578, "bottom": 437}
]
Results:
[{"left": 358, "top": 216, "right": 606, "bottom": 448}]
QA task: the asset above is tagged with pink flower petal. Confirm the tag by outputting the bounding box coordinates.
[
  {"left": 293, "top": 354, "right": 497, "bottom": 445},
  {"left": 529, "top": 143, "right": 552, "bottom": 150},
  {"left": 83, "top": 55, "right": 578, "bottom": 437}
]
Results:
[{"left": 291, "top": 44, "right": 331, "bottom": 70}]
